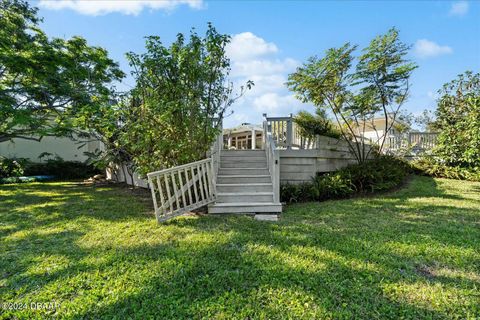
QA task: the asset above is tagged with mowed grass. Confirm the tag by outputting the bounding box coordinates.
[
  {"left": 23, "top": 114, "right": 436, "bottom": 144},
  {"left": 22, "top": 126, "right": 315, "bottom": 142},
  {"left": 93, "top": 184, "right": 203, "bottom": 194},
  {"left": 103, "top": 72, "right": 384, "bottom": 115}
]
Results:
[{"left": 1, "top": 176, "right": 479, "bottom": 319}]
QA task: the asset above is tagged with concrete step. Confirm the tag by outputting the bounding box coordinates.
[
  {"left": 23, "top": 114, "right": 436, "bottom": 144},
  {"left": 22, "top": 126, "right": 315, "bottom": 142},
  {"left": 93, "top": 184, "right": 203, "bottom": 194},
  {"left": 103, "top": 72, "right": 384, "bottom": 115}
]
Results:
[
  {"left": 216, "top": 183, "right": 272, "bottom": 193},
  {"left": 218, "top": 167, "right": 269, "bottom": 176},
  {"left": 208, "top": 202, "right": 282, "bottom": 214},
  {"left": 217, "top": 175, "right": 271, "bottom": 184},
  {"left": 222, "top": 150, "right": 265, "bottom": 157},
  {"left": 217, "top": 192, "right": 274, "bottom": 203},
  {"left": 220, "top": 161, "right": 267, "bottom": 168}
]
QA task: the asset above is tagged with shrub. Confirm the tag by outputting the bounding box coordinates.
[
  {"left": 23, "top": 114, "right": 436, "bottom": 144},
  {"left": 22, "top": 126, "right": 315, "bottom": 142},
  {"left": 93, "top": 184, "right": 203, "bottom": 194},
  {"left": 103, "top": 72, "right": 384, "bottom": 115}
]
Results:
[
  {"left": 336, "top": 155, "right": 411, "bottom": 193},
  {"left": 24, "top": 158, "right": 100, "bottom": 179},
  {"left": 311, "top": 173, "right": 354, "bottom": 201},
  {"left": 0, "top": 157, "right": 28, "bottom": 178},
  {"left": 294, "top": 110, "right": 341, "bottom": 140},
  {"left": 411, "top": 157, "right": 480, "bottom": 182},
  {"left": 433, "top": 71, "right": 480, "bottom": 168},
  {"left": 280, "top": 155, "right": 411, "bottom": 203},
  {"left": 280, "top": 183, "right": 314, "bottom": 203}
]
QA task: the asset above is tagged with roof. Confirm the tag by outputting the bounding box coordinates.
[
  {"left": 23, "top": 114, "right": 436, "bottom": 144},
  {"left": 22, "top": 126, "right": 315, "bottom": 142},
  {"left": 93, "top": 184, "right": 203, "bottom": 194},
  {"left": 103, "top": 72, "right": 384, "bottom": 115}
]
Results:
[{"left": 223, "top": 123, "right": 262, "bottom": 135}]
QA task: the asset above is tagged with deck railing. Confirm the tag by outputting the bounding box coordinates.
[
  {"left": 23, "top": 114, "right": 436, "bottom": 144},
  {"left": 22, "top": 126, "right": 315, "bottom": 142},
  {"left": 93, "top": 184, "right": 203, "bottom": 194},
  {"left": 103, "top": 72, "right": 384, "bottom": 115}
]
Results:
[
  {"left": 147, "top": 158, "right": 216, "bottom": 222},
  {"left": 263, "top": 120, "right": 280, "bottom": 203},
  {"left": 263, "top": 114, "right": 320, "bottom": 150},
  {"left": 146, "top": 118, "right": 223, "bottom": 222},
  {"left": 385, "top": 132, "right": 438, "bottom": 152}
]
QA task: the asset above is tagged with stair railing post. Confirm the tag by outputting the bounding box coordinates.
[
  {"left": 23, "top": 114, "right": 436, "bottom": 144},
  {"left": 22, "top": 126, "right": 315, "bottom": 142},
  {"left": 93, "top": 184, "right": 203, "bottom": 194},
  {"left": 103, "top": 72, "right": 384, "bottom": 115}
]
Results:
[
  {"left": 273, "top": 151, "right": 280, "bottom": 203},
  {"left": 286, "top": 113, "right": 293, "bottom": 149}
]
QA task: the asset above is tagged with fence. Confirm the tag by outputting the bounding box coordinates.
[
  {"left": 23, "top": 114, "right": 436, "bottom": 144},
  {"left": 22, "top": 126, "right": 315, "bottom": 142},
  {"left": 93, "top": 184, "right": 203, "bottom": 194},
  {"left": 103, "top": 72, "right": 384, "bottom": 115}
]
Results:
[
  {"left": 385, "top": 132, "right": 438, "bottom": 153},
  {"left": 147, "top": 158, "right": 216, "bottom": 222}
]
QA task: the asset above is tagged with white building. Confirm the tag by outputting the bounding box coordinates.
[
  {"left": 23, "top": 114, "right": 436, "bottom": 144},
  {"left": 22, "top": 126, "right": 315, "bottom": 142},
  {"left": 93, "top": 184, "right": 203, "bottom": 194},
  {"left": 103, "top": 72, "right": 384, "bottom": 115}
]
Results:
[
  {"left": 223, "top": 123, "right": 264, "bottom": 150},
  {"left": 0, "top": 135, "right": 101, "bottom": 162}
]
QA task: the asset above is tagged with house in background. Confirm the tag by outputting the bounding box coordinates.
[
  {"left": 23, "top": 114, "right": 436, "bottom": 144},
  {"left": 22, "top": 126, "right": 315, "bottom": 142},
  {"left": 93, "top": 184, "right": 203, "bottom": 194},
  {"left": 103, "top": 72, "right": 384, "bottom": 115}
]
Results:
[
  {"left": 0, "top": 135, "right": 101, "bottom": 162},
  {"left": 223, "top": 123, "right": 264, "bottom": 150},
  {"left": 354, "top": 114, "right": 410, "bottom": 142}
]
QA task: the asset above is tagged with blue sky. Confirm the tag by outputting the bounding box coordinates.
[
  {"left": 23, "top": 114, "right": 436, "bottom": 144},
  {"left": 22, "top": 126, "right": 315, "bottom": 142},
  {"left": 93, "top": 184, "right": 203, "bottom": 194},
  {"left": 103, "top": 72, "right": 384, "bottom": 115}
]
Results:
[{"left": 33, "top": 0, "right": 480, "bottom": 128}]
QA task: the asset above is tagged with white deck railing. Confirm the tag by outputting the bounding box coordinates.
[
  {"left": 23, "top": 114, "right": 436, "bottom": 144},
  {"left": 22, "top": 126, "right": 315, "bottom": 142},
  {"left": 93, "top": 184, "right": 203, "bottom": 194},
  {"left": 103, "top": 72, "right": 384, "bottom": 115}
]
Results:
[
  {"left": 263, "top": 114, "right": 319, "bottom": 149},
  {"left": 147, "top": 158, "right": 216, "bottom": 222},
  {"left": 263, "top": 119, "right": 280, "bottom": 203},
  {"left": 385, "top": 132, "right": 438, "bottom": 153}
]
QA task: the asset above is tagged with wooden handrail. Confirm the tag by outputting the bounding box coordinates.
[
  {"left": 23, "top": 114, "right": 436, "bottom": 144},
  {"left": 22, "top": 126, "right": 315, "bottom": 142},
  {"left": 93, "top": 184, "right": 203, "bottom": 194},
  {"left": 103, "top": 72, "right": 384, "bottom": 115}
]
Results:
[{"left": 263, "top": 118, "right": 280, "bottom": 203}]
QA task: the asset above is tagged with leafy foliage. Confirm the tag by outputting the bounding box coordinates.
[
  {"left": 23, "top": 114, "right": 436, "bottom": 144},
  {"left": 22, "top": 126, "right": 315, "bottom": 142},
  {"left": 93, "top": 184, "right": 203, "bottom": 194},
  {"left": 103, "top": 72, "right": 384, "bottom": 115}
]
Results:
[
  {"left": 287, "top": 28, "right": 416, "bottom": 163},
  {"left": 119, "top": 24, "right": 251, "bottom": 174},
  {"left": 433, "top": 71, "right": 480, "bottom": 168},
  {"left": 335, "top": 155, "right": 411, "bottom": 193},
  {"left": 281, "top": 155, "right": 411, "bottom": 203},
  {"left": 0, "top": 156, "right": 28, "bottom": 178},
  {"left": 0, "top": 0, "right": 124, "bottom": 143},
  {"left": 411, "top": 157, "right": 480, "bottom": 182},
  {"left": 280, "top": 182, "right": 314, "bottom": 203},
  {"left": 24, "top": 158, "right": 100, "bottom": 179},
  {"left": 293, "top": 109, "right": 341, "bottom": 141}
]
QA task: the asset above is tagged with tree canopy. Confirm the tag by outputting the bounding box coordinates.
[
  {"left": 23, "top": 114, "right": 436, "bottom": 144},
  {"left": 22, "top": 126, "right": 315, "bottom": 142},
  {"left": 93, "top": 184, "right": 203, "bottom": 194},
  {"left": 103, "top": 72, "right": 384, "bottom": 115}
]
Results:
[
  {"left": 120, "top": 24, "right": 252, "bottom": 174},
  {"left": 287, "top": 28, "right": 417, "bottom": 162},
  {"left": 433, "top": 71, "right": 480, "bottom": 168},
  {"left": 0, "top": 0, "right": 124, "bottom": 143}
]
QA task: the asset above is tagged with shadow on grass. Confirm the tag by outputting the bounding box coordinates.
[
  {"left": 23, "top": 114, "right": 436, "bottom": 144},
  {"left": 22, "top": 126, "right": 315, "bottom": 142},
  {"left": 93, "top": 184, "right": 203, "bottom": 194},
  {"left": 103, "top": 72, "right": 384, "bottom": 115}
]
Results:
[{"left": 1, "top": 176, "right": 479, "bottom": 318}]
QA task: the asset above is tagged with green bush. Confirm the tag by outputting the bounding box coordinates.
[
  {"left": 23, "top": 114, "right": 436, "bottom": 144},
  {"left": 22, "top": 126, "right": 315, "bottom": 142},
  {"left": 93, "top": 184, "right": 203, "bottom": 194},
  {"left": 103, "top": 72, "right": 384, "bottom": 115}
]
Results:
[
  {"left": 0, "top": 176, "right": 38, "bottom": 184},
  {"left": 311, "top": 173, "right": 354, "bottom": 200},
  {"left": 411, "top": 157, "right": 480, "bottom": 182},
  {"left": 280, "top": 183, "right": 314, "bottom": 203},
  {"left": 294, "top": 110, "right": 341, "bottom": 140},
  {"left": 432, "top": 72, "right": 480, "bottom": 168},
  {"left": 336, "top": 155, "right": 411, "bottom": 193},
  {"left": 280, "top": 155, "right": 411, "bottom": 203},
  {"left": 24, "top": 158, "right": 100, "bottom": 179},
  {"left": 0, "top": 157, "right": 28, "bottom": 178}
]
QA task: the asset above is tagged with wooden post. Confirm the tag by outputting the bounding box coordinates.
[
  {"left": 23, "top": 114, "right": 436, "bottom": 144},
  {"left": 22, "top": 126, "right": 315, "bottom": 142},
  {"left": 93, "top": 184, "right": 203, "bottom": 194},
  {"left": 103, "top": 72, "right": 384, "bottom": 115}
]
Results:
[
  {"left": 251, "top": 129, "right": 256, "bottom": 150},
  {"left": 286, "top": 113, "right": 293, "bottom": 149}
]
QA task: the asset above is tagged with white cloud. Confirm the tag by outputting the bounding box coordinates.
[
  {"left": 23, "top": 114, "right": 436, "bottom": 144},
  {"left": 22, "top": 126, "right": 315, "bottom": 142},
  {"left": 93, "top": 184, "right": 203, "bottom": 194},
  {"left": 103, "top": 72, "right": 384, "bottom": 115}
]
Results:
[
  {"left": 224, "top": 32, "right": 309, "bottom": 128},
  {"left": 38, "top": 0, "right": 203, "bottom": 16},
  {"left": 231, "top": 58, "right": 298, "bottom": 78},
  {"left": 449, "top": 1, "right": 469, "bottom": 16},
  {"left": 226, "top": 32, "right": 278, "bottom": 61},
  {"left": 253, "top": 93, "right": 303, "bottom": 113},
  {"left": 414, "top": 39, "right": 453, "bottom": 58}
]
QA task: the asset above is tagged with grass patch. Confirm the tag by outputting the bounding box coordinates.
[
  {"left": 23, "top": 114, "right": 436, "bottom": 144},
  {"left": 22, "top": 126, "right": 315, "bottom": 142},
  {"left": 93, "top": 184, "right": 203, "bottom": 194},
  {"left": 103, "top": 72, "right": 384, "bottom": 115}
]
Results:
[{"left": 1, "top": 177, "right": 479, "bottom": 319}]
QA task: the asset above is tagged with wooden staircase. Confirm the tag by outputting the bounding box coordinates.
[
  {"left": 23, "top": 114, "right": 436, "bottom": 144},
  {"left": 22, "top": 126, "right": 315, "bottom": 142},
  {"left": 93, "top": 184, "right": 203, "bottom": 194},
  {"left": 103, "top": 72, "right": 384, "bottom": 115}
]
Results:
[{"left": 208, "top": 150, "right": 282, "bottom": 214}]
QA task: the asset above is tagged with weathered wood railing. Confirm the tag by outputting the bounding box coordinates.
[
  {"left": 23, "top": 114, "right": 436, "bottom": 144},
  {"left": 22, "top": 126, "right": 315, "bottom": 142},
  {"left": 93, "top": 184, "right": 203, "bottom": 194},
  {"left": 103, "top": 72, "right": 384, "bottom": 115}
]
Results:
[
  {"left": 263, "top": 118, "right": 281, "bottom": 203},
  {"left": 385, "top": 132, "right": 438, "bottom": 153},
  {"left": 147, "top": 158, "right": 216, "bottom": 222}
]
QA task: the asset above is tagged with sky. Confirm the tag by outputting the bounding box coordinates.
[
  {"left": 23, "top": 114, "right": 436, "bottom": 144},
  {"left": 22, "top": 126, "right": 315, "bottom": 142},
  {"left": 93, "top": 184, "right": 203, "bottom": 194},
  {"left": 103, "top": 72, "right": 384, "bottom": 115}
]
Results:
[{"left": 32, "top": 0, "right": 480, "bottom": 128}]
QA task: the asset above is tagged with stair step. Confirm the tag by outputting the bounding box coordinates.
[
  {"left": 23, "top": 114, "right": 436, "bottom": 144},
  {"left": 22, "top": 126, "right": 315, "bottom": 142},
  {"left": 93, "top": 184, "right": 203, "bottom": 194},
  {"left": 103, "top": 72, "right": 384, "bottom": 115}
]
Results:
[
  {"left": 217, "top": 175, "right": 271, "bottom": 184},
  {"left": 220, "top": 161, "right": 267, "bottom": 168},
  {"left": 208, "top": 202, "right": 282, "bottom": 214},
  {"left": 222, "top": 150, "right": 265, "bottom": 157},
  {"left": 217, "top": 192, "right": 274, "bottom": 203},
  {"left": 220, "top": 156, "right": 266, "bottom": 162},
  {"left": 217, "top": 183, "right": 272, "bottom": 193},
  {"left": 218, "top": 168, "right": 269, "bottom": 175}
]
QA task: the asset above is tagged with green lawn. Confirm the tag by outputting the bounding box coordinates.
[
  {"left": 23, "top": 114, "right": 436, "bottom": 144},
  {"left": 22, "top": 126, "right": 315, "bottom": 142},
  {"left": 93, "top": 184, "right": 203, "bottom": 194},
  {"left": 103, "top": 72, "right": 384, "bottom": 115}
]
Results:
[{"left": 1, "top": 176, "right": 479, "bottom": 319}]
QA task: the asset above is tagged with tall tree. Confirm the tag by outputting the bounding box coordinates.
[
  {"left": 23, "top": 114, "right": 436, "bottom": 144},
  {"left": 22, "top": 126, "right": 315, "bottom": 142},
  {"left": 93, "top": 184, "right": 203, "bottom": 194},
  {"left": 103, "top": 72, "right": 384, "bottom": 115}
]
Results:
[
  {"left": 0, "top": 0, "right": 124, "bottom": 143},
  {"left": 123, "top": 24, "right": 252, "bottom": 174},
  {"left": 287, "top": 28, "right": 416, "bottom": 162}
]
